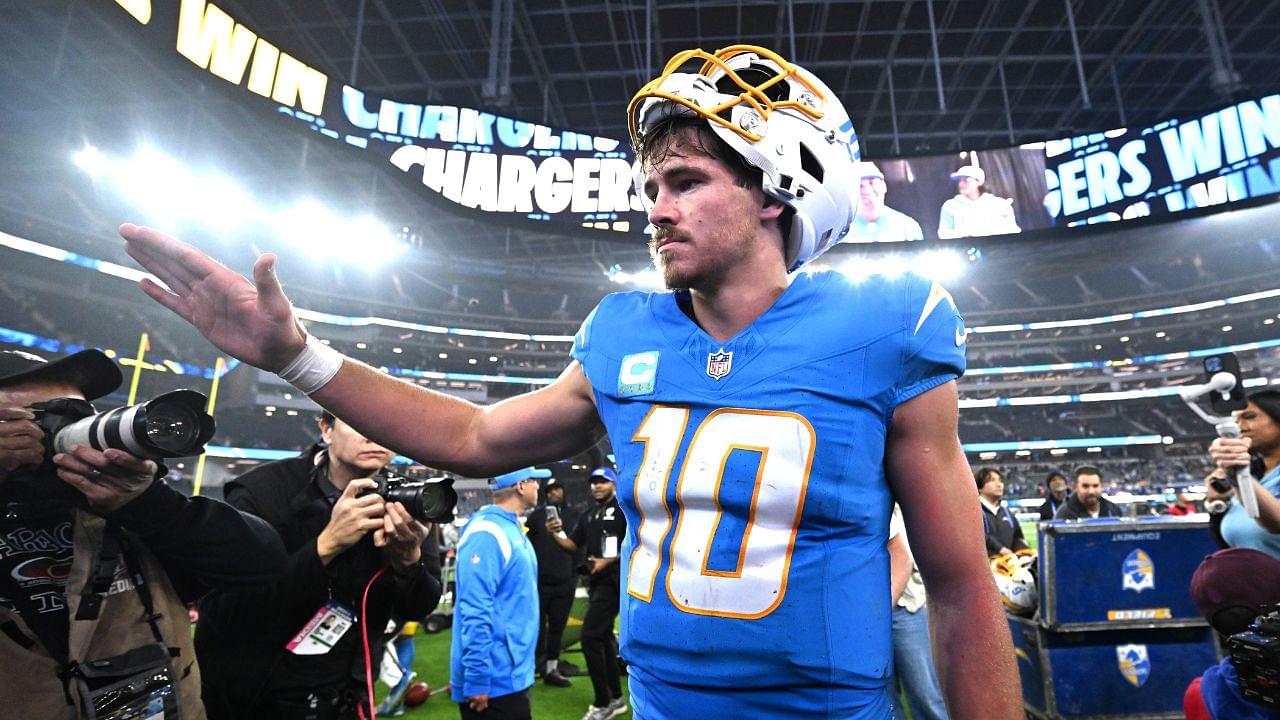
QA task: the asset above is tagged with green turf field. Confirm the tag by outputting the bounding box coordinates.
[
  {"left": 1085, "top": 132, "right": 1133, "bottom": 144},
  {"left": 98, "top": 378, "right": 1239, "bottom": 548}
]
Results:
[{"left": 376, "top": 628, "right": 631, "bottom": 719}]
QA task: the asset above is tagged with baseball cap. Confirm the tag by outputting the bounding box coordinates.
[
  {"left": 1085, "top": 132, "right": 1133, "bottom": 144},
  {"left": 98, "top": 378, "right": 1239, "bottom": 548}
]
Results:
[
  {"left": 589, "top": 467, "right": 618, "bottom": 484},
  {"left": 854, "top": 162, "right": 885, "bottom": 180},
  {"left": 1190, "top": 547, "right": 1280, "bottom": 634},
  {"left": 491, "top": 466, "right": 552, "bottom": 490},
  {"left": 544, "top": 477, "right": 562, "bottom": 489},
  {"left": 950, "top": 165, "right": 985, "bottom": 183},
  {"left": 0, "top": 349, "right": 121, "bottom": 401}
]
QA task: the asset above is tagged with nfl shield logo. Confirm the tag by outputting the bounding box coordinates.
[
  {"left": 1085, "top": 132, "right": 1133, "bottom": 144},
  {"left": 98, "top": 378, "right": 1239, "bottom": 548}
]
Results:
[
  {"left": 1122, "top": 548, "right": 1155, "bottom": 593},
  {"left": 706, "top": 349, "right": 733, "bottom": 380},
  {"left": 1116, "top": 644, "right": 1151, "bottom": 687}
]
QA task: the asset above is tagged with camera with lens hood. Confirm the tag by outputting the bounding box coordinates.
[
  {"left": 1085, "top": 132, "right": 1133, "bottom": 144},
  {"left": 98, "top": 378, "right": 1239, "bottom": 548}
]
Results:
[
  {"left": 3, "top": 390, "right": 216, "bottom": 504},
  {"left": 358, "top": 471, "right": 457, "bottom": 524},
  {"left": 32, "top": 389, "right": 216, "bottom": 461}
]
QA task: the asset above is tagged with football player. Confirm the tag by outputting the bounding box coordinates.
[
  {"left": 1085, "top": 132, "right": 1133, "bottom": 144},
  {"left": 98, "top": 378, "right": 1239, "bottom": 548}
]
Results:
[{"left": 122, "top": 45, "right": 1019, "bottom": 719}]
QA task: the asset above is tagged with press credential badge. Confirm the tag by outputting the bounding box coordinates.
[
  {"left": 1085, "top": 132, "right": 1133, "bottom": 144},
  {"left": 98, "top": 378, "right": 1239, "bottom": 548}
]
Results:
[{"left": 286, "top": 600, "right": 355, "bottom": 655}]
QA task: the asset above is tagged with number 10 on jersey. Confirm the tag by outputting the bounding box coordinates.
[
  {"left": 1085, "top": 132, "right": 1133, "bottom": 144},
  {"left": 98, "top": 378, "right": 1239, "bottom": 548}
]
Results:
[{"left": 627, "top": 406, "right": 816, "bottom": 619}]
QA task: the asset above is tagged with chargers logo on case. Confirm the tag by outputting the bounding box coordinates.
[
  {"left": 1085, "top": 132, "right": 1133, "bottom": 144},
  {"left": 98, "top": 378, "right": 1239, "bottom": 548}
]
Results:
[
  {"left": 1122, "top": 548, "right": 1155, "bottom": 592},
  {"left": 618, "top": 351, "right": 659, "bottom": 397},
  {"left": 1117, "top": 644, "right": 1151, "bottom": 687}
]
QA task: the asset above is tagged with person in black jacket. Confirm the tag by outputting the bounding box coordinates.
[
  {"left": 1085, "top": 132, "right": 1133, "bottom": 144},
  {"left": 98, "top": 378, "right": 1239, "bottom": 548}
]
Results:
[
  {"left": 977, "top": 466, "right": 1029, "bottom": 557},
  {"left": 195, "top": 411, "right": 442, "bottom": 719},
  {"left": 1038, "top": 471, "right": 1070, "bottom": 522},
  {"left": 547, "top": 467, "right": 628, "bottom": 720},
  {"left": 523, "top": 476, "right": 579, "bottom": 687},
  {"left": 1054, "top": 466, "right": 1123, "bottom": 521},
  {"left": 0, "top": 348, "right": 287, "bottom": 720}
]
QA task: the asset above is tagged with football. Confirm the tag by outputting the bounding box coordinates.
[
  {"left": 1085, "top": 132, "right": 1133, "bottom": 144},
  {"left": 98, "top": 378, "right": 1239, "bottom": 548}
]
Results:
[{"left": 404, "top": 682, "right": 431, "bottom": 707}]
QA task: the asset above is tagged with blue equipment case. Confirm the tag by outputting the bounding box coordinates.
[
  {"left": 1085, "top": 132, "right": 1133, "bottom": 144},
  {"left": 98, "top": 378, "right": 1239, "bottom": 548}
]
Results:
[
  {"left": 1010, "top": 614, "right": 1220, "bottom": 719},
  {"left": 1039, "top": 517, "right": 1219, "bottom": 630},
  {"left": 1009, "top": 517, "right": 1222, "bottom": 718}
]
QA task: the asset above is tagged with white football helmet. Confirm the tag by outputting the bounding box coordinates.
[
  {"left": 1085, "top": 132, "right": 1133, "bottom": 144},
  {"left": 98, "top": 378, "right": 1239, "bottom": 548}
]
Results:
[
  {"left": 992, "top": 551, "right": 1039, "bottom": 616},
  {"left": 628, "top": 45, "right": 860, "bottom": 272}
]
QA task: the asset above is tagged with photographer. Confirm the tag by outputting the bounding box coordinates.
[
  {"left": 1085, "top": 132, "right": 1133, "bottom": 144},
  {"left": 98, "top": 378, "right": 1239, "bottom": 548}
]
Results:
[
  {"left": 0, "top": 349, "right": 286, "bottom": 719},
  {"left": 195, "top": 410, "right": 442, "bottom": 719},
  {"left": 1205, "top": 390, "right": 1280, "bottom": 557}
]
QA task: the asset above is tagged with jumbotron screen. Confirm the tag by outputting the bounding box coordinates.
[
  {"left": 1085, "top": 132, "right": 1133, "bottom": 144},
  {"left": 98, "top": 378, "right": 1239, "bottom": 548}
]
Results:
[{"left": 109, "top": 0, "right": 1280, "bottom": 241}]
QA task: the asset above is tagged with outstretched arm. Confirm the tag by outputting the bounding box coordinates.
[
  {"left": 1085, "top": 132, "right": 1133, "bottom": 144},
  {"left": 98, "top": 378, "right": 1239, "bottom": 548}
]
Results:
[
  {"left": 887, "top": 381, "right": 1022, "bottom": 719},
  {"left": 122, "top": 224, "right": 603, "bottom": 476}
]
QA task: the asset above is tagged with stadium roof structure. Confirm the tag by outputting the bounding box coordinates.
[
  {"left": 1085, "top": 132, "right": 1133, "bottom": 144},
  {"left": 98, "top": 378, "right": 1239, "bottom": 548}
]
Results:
[{"left": 5, "top": 1, "right": 1280, "bottom": 270}]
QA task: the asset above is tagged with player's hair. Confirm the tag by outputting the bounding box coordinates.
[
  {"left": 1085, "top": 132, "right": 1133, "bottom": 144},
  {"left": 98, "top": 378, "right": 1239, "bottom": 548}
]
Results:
[
  {"left": 319, "top": 409, "right": 336, "bottom": 428},
  {"left": 974, "top": 466, "right": 1002, "bottom": 490},
  {"left": 1074, "top": 465, "right": 1103, "bottom": 481},
  {"left": 634, "top": 116, "right": 761, "bottom": 190}
]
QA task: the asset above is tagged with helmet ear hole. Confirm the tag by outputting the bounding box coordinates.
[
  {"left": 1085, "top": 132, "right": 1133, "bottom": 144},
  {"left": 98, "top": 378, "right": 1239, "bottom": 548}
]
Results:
[{"left": 798, "top": 143, "right": 823, "bottom": 183}]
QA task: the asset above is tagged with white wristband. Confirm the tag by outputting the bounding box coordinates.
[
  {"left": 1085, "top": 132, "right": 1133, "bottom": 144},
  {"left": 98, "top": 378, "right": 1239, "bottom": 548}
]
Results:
[{"left": 276, "top": 335, "right": 344, "bottom": 395}]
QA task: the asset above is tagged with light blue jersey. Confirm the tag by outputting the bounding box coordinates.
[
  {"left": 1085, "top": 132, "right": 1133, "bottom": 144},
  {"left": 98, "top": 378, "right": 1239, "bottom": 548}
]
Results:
[
  {"left": 848, "top": 206, "right": 925, "bottom": 243},
  {"left": 1220, "top": 465, "right": 1280, "bottom": 558},
  {"left": 572, "top": 270, "right": 966, "bottom": 718}
]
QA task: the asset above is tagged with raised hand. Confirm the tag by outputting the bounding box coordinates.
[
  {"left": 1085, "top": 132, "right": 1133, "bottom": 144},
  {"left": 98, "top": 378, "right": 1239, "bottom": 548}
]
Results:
[{"left": 120, "top": 223, "right": 307, "bottom": 371}]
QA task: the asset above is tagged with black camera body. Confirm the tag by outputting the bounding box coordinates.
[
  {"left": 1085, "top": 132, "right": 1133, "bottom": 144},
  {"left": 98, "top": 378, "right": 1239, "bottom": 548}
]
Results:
[
  {"left": 1229, "top": 605, "right": 1280, "bottom": 709},
  {"left": 358, "top": 471, "right": 457, "bottom": 524}
]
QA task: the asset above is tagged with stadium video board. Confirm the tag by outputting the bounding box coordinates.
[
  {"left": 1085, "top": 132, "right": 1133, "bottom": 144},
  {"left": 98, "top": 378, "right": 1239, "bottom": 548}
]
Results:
[{"left": 106, "top": 0, "right": 1280, "bottom": 242}]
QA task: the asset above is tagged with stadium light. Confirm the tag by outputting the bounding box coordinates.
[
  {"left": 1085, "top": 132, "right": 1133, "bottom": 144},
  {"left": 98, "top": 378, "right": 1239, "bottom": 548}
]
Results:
[
  {"left": 607, "top": 265, "right": 665, "bottom": 290},
  {"left": 190, "top": 173, "right": 255, "bottom": 234},
  {"left": 347, "top": 215, "right": 408, "bottom": 267},
  {"left": 72, "top": 144, "right": 108, "bottom": 177},
  {"left": 116, "top": 148, "right": 193, "bottom": 226},
  {"left": 836, "top": 248, "right": 967, "bottom": 283}
]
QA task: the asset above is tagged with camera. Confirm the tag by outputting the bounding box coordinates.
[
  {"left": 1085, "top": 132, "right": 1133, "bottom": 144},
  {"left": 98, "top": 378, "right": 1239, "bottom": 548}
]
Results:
[
  {"left": 1229, "top": 604, "right": 1280, "bottom": 709},
  {"left": 2, "top": 391, "right": 216, "bottom": 506},
  {"left": 33, "top": 390, "right": 216, "bottom": 460},
  {"left": 358, "top": 471, "right": 457, "bottom": 524}
]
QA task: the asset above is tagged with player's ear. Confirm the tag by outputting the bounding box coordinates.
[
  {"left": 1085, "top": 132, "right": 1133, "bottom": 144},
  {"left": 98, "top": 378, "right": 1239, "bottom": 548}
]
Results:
[{"left": 759, "top": 193, "right": 785, "bottom": 222}]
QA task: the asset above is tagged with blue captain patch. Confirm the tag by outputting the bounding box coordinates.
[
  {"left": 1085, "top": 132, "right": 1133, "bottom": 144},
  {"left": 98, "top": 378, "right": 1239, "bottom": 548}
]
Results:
[{"left": 618, "top": 351, "right": 659, "bottom": 396}]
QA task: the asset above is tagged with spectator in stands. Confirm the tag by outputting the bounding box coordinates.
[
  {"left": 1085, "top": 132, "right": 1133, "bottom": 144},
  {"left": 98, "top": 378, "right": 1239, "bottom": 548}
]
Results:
[
  {"left": 1205, "top": 390, "right": 1280, "bottom": 558},
  {"left": 0, "top": 350, "right": 287, "bottom": 720},
  {"left": 847, "top": 162, "right": 924, "bottom": 243},
  {"left": 1168, "top": 490, "right": 1197, "bottom": 516},
  {"left": 1038, "top": 471, "right": 1070, "bottom": 521},
  {"left": 888, "top": 506, "right": 949, "bottom": 720},
  {"left": 523, "top": 476, "right": 578, "bottom": 688},
  {"left": 450, "top": 468, "right": 541, "bottom": 720},
  {"left": 195, "top": 411, "right": 442, "bottom": 719},
  {"left": 1054, "top": 466, "right": 1123, "bottom": 520},
  {"left": 547, "top": 467, "right": 627, "bottom": 720},
  {"left": 937, "top": 165, "right": 1020, "bottom": 239},
  {"left": 977, "top": 467, "right": 1029, "bottom": 556}
]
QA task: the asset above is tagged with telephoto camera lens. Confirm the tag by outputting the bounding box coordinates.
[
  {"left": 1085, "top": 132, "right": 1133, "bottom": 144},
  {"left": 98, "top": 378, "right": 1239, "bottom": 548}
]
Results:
[{"left": 52, "top": 389, "right": 216, "bottom": 460}]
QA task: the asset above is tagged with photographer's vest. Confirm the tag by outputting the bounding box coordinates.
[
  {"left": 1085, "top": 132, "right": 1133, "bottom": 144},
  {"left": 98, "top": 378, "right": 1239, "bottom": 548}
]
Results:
[{"left": 0, "top": 511, "right": 204, "bottom": 719}]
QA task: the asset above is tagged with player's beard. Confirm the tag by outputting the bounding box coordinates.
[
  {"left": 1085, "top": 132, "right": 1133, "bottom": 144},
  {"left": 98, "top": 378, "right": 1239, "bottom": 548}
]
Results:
[{"left": 649, "top": 231, "right": 754, "bottom": 292}]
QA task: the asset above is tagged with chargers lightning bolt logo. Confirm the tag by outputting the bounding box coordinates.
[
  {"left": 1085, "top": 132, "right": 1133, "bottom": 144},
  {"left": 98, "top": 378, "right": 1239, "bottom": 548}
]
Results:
[
  {"left": 1122, "top": 549, "right": 1155, "bottom": 592},
  {"left": 914, "top": 281, "right": 961, "bottom": 342},
  {"left": 1117, "top": 644, "right": 1151, "bottom": 687}
]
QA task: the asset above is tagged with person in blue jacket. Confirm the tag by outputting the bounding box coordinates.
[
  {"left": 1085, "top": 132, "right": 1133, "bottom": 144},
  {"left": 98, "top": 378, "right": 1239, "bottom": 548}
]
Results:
[{"left": 450, "top": 467, "right": 544, "bottom": 719}]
